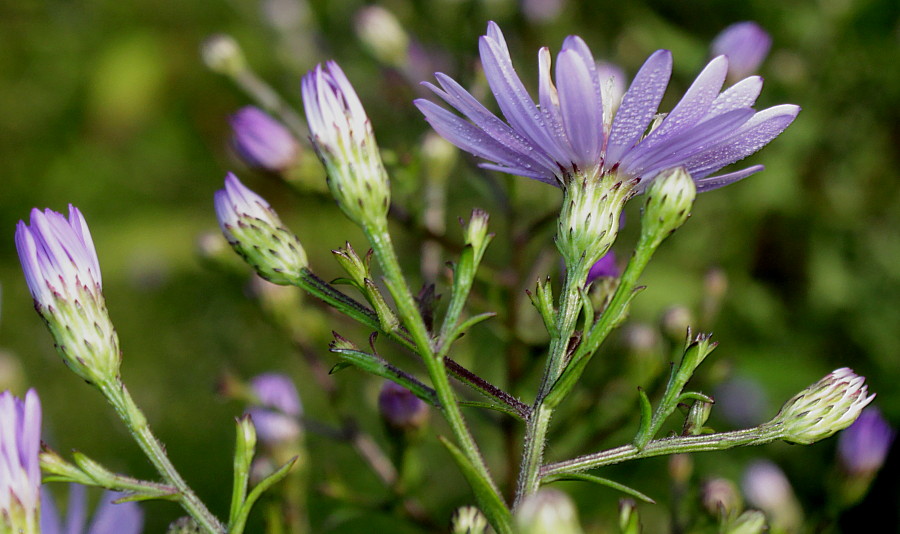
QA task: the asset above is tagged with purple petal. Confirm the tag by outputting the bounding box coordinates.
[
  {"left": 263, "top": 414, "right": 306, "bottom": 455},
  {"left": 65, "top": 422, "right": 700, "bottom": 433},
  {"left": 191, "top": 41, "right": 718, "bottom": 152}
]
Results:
[
  {"left": 87, "top": 492, "right": 144, "bottom": 534},
  {"left": 637, "top": 55, "right": 729, "bottom": 151},
  {"left": 65, "top": 483, "right": 88, "bottom": 534},
  {"left": 479, "top": 29, "right": 564, "bottom": 162},
  {"left": 605, "top": 50, "right": 673, "bottom": 166},
  {"left": 706, "top": 76, "right": 763, "bottom": 117},
  {"left": 694, "top": 164, "right": 764, "bottom": 192},
  {"left": 537, "top": 48, "right": 578, "bottom": 164},
  {"left": 711, "top": 22, "right": 772, "bottom": 80},
  {"left": 682, "top": 104, "right": 800, "bottom": 178},
  {"left": 623, "top": 108, "right": 755, "bottom": 183},
  {"left": 556, "top": 49, "right": 602, "bottom": 166},
  {"left": 424, "top": 73, "right": 558, "bottom": 170},
  {"left": 415, "top": 99, "right": 556, "bottom": 182}
]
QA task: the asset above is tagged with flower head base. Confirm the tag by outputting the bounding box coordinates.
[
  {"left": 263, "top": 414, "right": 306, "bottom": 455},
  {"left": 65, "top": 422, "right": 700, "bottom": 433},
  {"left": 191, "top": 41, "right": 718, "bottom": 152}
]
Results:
[
  {"left": 214, "top": 173, "right": 308, "bottom": 285},
  {"left": 514, "top": 489, "right": 584, "bottom": 534},
  {"left": 230, "top": 106, "right": 300, "bottom": 172},
  {"left": 770, "top": 368, "right": 875, "bottom": 445},
  {"left": 302, "top": 61, "right": 390, "bottom": 228},
  {"left": 416, "top": 21, "right": 798, "bottom": 194},
  {"left": 837, "top": 407, "right": 894, "bottom": 476},
  {"left": 0, "top": 389, "right": 42, "bottom": 531},
  {"left": 16, "top": 207, "right": 120, "bottom": 384},
  {"left": 556, "top": 174, "right": 634, "bottom": 268},
  {"left": 711, "top": 22, "right": 772, "bottom": 81}
]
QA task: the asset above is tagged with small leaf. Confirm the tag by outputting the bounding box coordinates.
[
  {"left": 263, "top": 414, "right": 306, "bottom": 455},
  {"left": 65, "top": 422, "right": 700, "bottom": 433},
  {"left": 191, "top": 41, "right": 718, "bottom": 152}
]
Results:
[{"left": 542, "top": 473, "right": 655, "bottom": 504}]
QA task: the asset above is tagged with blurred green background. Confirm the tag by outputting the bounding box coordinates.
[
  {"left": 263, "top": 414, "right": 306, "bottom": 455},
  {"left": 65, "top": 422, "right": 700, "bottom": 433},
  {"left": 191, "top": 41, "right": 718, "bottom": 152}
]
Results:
[{"left": 2, "top": 0, "right": 899, "bottom": 531}]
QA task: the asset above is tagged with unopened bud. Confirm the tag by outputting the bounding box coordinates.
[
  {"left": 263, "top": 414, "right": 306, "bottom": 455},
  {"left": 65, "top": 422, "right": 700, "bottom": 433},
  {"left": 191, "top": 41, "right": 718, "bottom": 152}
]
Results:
[
  {"left": 515, "top": 489, "right": 584, "bottom": 534},
  {"left": 618, "top": 499, "right": 641, "bottom": 534},
  {"left": 682, "top": 399, "right": 713, "bottom": 436},
  {"left": 701, "top": 478, "right": 742, "bottom": 518},
  {"left": 354, "top": 6, "right": 409, "bottom": 68},
  {"left": 247, "top": 373, "right": 303, "bottom": 445},
  {"left": 302, "top": 61, "right": 390, "bottom": 228},
  {"left": 451, "top": 506, "right": 488, "bottom": 534},
  {"left": 741, "top": 460, "right": 802, "bottom": 532},
  {"left": 770, "top": 368, "right": 875, "bottom": 445},
  {"left": 201, "top": 34, "right": 246, "bottom": 75},
  {"left": 230, "top": 106, "right": 300, "bottom": 172},
  {"left": 16, "top": 206, "right": 120, "bottom": 384},
  {"left": 379, "top": 380, "right": 429, "bottom": 431},
  {"left": 463, "top": 209, "right": 492, "bottom": 262},
  {"left": 214, "top": 173, "right": 308, "bottom": 284},
  {"left": 837, "top": 407, "right": 894, "bottom": 477},
  {"left": 640, "top": 167, "right": 696, "bottom": 248}
]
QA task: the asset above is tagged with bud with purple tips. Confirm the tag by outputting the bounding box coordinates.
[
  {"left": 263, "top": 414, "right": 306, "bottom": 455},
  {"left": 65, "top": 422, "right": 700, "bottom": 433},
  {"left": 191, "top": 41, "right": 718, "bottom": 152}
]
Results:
[
  {"left": 16, "top": 206, "right": 121, "bottom": 384},
  {"left": 214, "top": 173, "right": 308, "bottom": 285},
  {"left": 769, "top": 367, "right": 875, "bottom": 445},
  {"left": 302, "top": 61, "right": 390, "bottom": 228},
  {"left": 0, "top": 389, "right": 42, "bottom": 533},
  {"left": 41, "top": 484, "right": 144, "bottom": 534},
  {"left": 230, "top": 106, "right": 300, "bottom": 172},
  {"left": 711, "top": 22, "right": 772, "bottom": 81}
]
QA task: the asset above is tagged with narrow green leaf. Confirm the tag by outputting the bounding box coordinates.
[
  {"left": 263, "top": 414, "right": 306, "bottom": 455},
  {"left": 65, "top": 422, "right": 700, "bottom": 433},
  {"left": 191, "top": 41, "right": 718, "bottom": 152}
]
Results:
[
  {"left": 458, "top": 400, "right": 524, "bottom": 421},
  {"left": 229, "top": 457, "right": 298, "bottom": 534},
  {"left": 542, "top": 473, "right": 655, "bottom": 503},
  {"left": 633, "top": 389, "right": 654, "bottom": 450},
  {"left": 438, "top": 437, "right": 513, "bottom": 534}
]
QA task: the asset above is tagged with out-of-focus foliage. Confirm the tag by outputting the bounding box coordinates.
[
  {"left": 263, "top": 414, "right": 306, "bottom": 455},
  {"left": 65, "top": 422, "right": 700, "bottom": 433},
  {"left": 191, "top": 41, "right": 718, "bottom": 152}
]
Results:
[{"left": 2, "top": 0, "right": 899, "bottom": 531}]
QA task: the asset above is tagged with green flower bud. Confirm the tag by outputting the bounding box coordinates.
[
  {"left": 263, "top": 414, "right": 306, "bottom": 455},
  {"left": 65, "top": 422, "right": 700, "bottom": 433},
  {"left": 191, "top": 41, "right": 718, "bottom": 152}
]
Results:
[
  {"left": 201, "top": 34, "right": 246, "bottom": 76},
  {"left": 214, "top": 173, "right": 308, "bottom": 285},
  {"left": 354, "top": 6, "right": 409, "bottom": 68},
  {"left": 451, "top": 506, "right": 488, "bottom": 534},
  {"left": 769, "top": 368, "right": 875, "bottom": 445},
  {"left": 640, "top": 167, "right": 696, "bottom": 248}
]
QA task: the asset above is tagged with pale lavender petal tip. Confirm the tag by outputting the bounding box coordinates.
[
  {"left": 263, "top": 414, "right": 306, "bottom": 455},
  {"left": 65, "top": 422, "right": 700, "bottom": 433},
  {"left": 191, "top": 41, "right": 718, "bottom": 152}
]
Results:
[
  {"left": 838, "top": 407, "right": 895, "bottom": 475},
  {"left": 0, "top": 389, "right": 42, "bottom": 514},
  {"left": 230, "top": 106, "right": 298, "bottom": 171}
]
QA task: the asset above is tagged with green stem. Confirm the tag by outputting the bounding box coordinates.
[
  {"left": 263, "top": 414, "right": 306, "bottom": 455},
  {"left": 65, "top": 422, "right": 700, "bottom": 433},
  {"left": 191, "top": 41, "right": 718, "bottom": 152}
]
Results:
[
  {"left": 514, "top": 260, "right": 591, "bottom": 507},
  {"left": 362, "top": 219, "right": 511, "bottom": 532},
  {"left": 294, "top": 268, "right": 529, "bottom": 417},
  {"left": 98, "top": 379, "right": 224, "bottom": 533},
  {"left": 541, "top": 425, "right": 781, "bottom": 478}
]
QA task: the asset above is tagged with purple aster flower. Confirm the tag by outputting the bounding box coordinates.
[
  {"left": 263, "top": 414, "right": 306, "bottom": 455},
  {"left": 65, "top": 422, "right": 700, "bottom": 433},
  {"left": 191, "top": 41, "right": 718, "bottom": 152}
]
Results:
[
  {"left": 378, "top": 381, "right": 429, "bottom": 431},
  {"left": 246, "top": 373, "right": 303, "bottom": 445},
  {"left": 41, "top": 484, "right": 143, "bottom": 534},
  {"left": 415, "top": 21, "right": 798, "bottom": 194},
  {"left": 837, "top": 407, "right": 895, "bottom": 476},
  {"left": 586, "top": 251, "right": 619, "bottom": 283},
  {"left": 16, "top": 207, "right": 121, "bottom": 384},
  {"left": 230, "top": 106, "right": 299, "bottom": 172},
  {"left": 711, "top": 22, "right": 772, "bottom": 81},
  {"left": 302, "top": 61, "right": 391, "bottom": 227},
  {"left": 0, "top": 389, "right": 41, "bottom": 530}
]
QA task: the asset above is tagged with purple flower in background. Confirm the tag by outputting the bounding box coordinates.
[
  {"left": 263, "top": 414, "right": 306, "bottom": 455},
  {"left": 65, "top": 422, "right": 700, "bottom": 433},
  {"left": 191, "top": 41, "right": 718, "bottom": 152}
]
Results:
[
  {"left": 416, "top": 21, "right": 798, "bottom": 193},
  {"left": 0, "top": 389, "right": 41, "bottom": 529},
  {"left": 16, "top": 206, "right": 102, "bottom": 310},
  {"left": 247, "top": 373, "right": 303, "bottom": 445},
  {"left": 42, "top": 484, "right": 143, "bottom": 534},
  {"left": 586, "top": 252, "right": 619, "bottom": 283},
  {"left": 230, "top": 106, "right": 299, "bottom": 172},
  {"left": 378, "top": 381, "right": 429, "bottom": 431},
  {"left": 838, "top": 407, "right": 895, "bottom": 476},
  {"left": 711, "top": 22, "right": 772, "bottom": 81}
]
